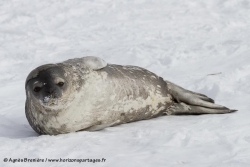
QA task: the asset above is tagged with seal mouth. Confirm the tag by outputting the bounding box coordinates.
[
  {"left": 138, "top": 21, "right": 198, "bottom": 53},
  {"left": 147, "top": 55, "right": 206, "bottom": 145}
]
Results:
[{"left": 41, "top": 96, "right": 59, "bottom": 106}]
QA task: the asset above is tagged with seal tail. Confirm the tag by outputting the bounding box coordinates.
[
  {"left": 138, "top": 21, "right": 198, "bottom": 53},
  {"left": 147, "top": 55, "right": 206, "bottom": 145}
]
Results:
[{"left": 165, "top": 81, "right": 237, "bottom": 115}]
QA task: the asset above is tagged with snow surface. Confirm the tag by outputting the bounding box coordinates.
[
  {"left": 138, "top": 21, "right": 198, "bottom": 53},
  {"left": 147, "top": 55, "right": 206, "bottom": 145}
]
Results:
[{"left": 0, "top": 0, "right": 250, "bottom": 166}]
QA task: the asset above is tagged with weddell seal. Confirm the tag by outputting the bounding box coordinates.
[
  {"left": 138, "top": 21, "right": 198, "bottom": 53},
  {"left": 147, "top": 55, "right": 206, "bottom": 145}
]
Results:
[{"left": 25, "top": 56, "right": 237, "bottom": 135}]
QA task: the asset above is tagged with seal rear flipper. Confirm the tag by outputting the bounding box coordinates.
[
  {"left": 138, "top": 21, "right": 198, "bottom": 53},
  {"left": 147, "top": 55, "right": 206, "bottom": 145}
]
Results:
[
  {"left": 166, "top": 102, "right": 237, "bottom": 115},
  {"left": 166, "top": 80, "right": 237, "bottom": 113}
]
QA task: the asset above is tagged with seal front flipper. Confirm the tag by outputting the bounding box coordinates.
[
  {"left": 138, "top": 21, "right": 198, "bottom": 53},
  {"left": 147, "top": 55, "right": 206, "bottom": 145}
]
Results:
[
  {"left": 166, "top": 81, "right": 237, "bottom": 114},
  {"left": 63, "top": 56, "right": 107, "bottom": 70},
  {"left": 82, "top": 56, "right": 107, "bottom": 70},
  {"left": 81, "top": 120, "right": 121, "bottom": 132}
]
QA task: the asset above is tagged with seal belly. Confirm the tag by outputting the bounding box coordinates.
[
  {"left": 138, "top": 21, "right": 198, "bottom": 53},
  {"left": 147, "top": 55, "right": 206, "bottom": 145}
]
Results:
[{"left": 95, "top": 64, "right": 173, "bottom": 124}]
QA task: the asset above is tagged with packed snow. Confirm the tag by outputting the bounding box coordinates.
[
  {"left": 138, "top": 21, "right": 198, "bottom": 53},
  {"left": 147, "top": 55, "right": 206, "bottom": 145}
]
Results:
[{"left": 0, "top": 0, "right": 250, "bottom": 166}]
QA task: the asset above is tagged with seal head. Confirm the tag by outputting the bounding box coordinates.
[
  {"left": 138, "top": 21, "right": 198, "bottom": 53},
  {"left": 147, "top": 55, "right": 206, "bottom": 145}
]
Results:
[
  {"left": 26, "top": 66, "right": 68, "bottom": 108},
  {"left": 25, "top": 56, "right": 108, "bottom": 134}
]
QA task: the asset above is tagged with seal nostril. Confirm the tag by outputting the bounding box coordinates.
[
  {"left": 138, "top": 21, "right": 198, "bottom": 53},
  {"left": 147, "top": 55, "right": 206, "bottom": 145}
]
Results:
[{"left": 45, "top": 90, "right": 51, "bottom": 94}]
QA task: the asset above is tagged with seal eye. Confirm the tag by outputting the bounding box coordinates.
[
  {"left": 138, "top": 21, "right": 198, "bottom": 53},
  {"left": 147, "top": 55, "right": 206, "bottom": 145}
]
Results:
[
  {"left": 57, "top": 82, "right": 64, "bottom": 87},
  {"left": 34, "top": 87, "right": 41, "bottom": 92}
]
